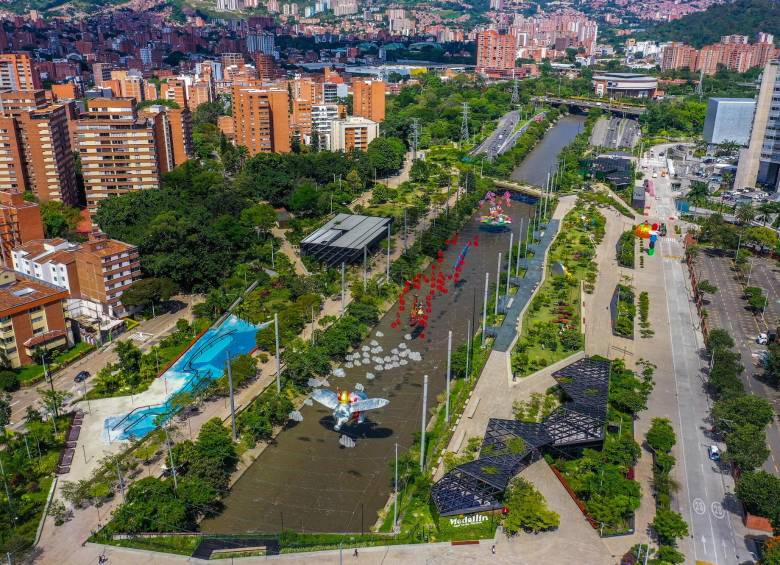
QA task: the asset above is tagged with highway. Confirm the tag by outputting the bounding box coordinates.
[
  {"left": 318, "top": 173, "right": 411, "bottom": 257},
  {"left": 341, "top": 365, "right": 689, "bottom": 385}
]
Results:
[
  {"left": 472, "top": 110, "right": 519, "bottom": 160},
  {"left": 646, "top": 148, "right": 755, "bottom": 564}
]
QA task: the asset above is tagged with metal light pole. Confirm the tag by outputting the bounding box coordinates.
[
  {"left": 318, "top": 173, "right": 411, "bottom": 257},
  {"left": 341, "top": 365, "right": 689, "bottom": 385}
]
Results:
[
  {"left": 515, "top": 218, "right": 524, "bottom": 277},
  {"left": 164, "top": 422, "right": 178, "bottom": 492},
  {"left": 506, "top": 232, "right": 513, "bottom": 297},
  {"left": 226, "top": 353, "right": 237, "bottom": 441},
  {"left": 465, "top": 319, "right": 472, "bottom": 378},
  {"left": 393, "top": 442, "right": 399, "bottom": 531},
  {"left": 363, "top": 246, "right": 368, "bottom": 292},
  {"left": 494, "top": 252, "right": 501, "bottom": 317},
  {"left": 340, "top": 262, "right": 346, "bottom": 315},
  {"left": 482, "top": 272, "right": 489, "bottom": 347},
  {"left": 419, "top": 375, "right": 428, "bottom": 471},
  {"left": 445, "top": 331, "right": 452, "bottom": 423},
  {"left": 386, "top": 224, "right": 391, "bottom": 281},
  {"left": 274, "top": 313, "right": 281, "bottom": 393}
]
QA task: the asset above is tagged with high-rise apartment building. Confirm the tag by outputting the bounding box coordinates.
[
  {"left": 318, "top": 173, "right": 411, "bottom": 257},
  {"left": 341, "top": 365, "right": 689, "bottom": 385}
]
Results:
[
  {"left": 329, "top": 116, "right": 379, "bottom": 152},
  {"left": 139, "top": 104, "right": 193, "bottom": 173},
  {"left": 352, "top": 79, "right": 385, "bottom": 122},
  {"left": 311, "top": 104, "right": 341, "bottom": 149},
  {"left": 0, "top": 90, "right": 78, "bottom": 204},
  {"left": 0, "top": 54, "right": 41, "bottom": 91},
  {"left": 92, "top": 62, "right": 112, "bottom": 86},
  {"left": 17, "top": 103, "right": 78, "bottom": 205},
  {"left": 246, "top": 32, "right": 275, "bottom": 55},
  {"left": 77, "top": 98, "right": 160, "bottom": 216},
  {"left": 476, "top": 30, "right": 516, "bottom": 72},
  {"left": 0, "top": 190, "right": 44, "bottom": 266},
  {"left": 231, "top": 85, "right": 291, "bottom": 154},
  {"left": 162, "top": 79, "right": 188, "bottom": 108},
  {"left": 735, "top": 60, "right": 780, "bottom": 190}
]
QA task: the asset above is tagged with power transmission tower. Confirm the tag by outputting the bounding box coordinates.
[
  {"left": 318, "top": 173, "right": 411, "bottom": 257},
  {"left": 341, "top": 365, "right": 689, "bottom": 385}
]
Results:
[
  {"left": 695, "top": 67, "right": 704, "bottom": 98},
  {"left": 460, "top": 102, "right": 470, "bottom": 144},
  {"left": 411, "top": 118, "right": 420, "bottom": 161},
  {"left": 511, "top": 70, "right": 519, "bottom": 105}
]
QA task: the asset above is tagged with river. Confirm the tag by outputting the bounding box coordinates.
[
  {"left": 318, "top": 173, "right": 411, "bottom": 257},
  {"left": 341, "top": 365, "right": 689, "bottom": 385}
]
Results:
[
  {"left": 200, "top": 114, "right": 584, "bottom": 535},
  {"left": 510, "top": 114, "right": 586, "bottom": 187}
]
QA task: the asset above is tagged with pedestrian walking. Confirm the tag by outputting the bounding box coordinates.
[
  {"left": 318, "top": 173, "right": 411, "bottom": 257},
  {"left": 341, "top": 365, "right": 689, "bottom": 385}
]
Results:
[
  {"left": 353, "top": 548, "right": 359, "bottom": 557},
  {"left": 492, "top": 544, "right": 496, "bottom": 555}
]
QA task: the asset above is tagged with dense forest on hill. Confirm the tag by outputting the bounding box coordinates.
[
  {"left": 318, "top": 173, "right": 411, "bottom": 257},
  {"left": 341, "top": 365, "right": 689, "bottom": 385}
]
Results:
[{"left": 642, "top": 0, "right": 780, "bottom": 47}]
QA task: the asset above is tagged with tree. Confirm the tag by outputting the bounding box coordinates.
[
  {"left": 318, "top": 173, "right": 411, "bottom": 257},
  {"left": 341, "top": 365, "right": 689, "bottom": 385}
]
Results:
[
  {"left": 120, "top": 278, "right": 177, "bottom": 313},
  {"left": 40, "top": 201, "right": 82, "bottom": 239},
  {"left": 0, "top": 392, "right": 11, "bottom": 428},
  {"left": 0, "top": 370, "right": 20, "bottom": 392},
  {"left": 736, "top": 203, "right": 756, "bottom": 225},
  {"left": 762, "top": 536, "right": 780, "bottom": 565},
  {"left": 646, "top": 418, "right": 676, "bottom": 454},
  {"left": 735, "top": 470, "right": 780, "bottom": 525},
  {"left": 696, "top": 279, "right": 718, "bottom": 297},
  {"left": 686, "top": 181, "right": 710, "bottom": 206},
  {"left": 656, "top": 545, "right": 686, "bottom": 564},
  {"left": 37, "top": 388, "right": 70, "bottom": 419},
  {"left": 502, "top": 477, "right": 560, "bottom": 534},
  {"left": 713, "top": 395, "right": 774, "bottom": 430},
  {"left": 366, "top": 137, "right": 406, "bottom": 177},
  {"left": 706, "top": 328, "right": 734, "bottom": 353},
  {"left": 725, "top": 424, "right": 770, "bottom": 471},
  {"left": 115, "top": 340, "right": 142, "bottom": 376},
  {"left": 240, "top": 203, "right": 277, "bottom": 236},
  {"left": 651, "top": 509, "right": 689, "bottom": 545}
]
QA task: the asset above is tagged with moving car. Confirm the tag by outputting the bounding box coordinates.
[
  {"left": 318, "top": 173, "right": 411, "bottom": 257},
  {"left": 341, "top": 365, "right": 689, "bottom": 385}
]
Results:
[
  {"left": 757, "top": 333, "right": 768, "bottom": 345},
  {"left": 708, "top": 444, "right": 721, "bottom": 461},
  {"left": 74, "top": 370, "right": 90, "bottom": 383}
]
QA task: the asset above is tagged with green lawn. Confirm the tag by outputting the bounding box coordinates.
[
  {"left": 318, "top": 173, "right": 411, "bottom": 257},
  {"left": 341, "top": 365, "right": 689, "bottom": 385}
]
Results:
[
  {"left": 511, "top": 202, "right": 604, "bottom": 377},
  {"left": 107, "top": 535, "right": 200, "bottom": 556}
]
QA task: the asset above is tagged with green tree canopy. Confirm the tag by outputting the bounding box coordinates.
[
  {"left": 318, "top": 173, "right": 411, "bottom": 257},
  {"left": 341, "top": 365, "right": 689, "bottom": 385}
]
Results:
[
  {"left": 713, "top": 395, "right": 774, "bottom": 430},
  {"left": 725, "top": 424, "right": 770, "bottom": 471},
  {"left": 735, "top": 470, "right": 780, "bottom": 526},
  {"left": 646, "top": 418, "right": 676, "bottom": 454},
  {"left": 651, "top": 509, "right": 689, "bottom": 545},
  {"left": 120, "top": 278, "right": 177, "bottom": 311}
]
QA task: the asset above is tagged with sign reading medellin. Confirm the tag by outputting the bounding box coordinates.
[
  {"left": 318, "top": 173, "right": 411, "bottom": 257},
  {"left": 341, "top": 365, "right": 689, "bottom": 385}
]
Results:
[{"left": 448, "top": 513, "right": 488, "bottom": 528}]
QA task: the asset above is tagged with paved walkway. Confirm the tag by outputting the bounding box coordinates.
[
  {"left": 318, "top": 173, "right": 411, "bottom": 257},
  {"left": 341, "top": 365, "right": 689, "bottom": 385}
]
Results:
[{"left": 271, "top": 227, "right": 309, "bottom": 276}]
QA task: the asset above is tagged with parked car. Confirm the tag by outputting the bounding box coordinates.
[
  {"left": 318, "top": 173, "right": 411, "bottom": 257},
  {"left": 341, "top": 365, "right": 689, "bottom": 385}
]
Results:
[
  {"left": 757, "top": 333, "right": 768, "bottom": 345},
  {"left": 74, "top": 370, "right": 90, "bottom": 383},
  {"left": 708, "top": 445, "right": 721, "bottom": 461}
]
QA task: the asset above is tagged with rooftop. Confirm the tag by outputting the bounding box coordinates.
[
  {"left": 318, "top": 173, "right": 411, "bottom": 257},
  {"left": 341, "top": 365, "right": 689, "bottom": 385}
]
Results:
[
  {"left": 0, "top": 269, "right": 69, "bottom": 315},
  {"left": 301, "top": 213, "right": 391, "bottom": 251}
]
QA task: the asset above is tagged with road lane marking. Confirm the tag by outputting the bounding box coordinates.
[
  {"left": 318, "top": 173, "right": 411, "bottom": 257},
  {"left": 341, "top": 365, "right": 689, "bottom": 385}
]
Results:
[
  {"left": 711, "top": 501, "right": 725, "bottom": 519},
  {"left": 693, "top": 498, "right": 706, "bottom": 515}
]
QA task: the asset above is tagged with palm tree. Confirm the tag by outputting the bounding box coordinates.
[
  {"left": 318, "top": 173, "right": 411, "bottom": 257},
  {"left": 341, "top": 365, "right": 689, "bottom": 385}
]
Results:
[
  {"left": 757, "top": 202, "right": 780, "bottom": 226},
  {"left": 735, "top": 203, "right": 756, "bottom": 225},
  {"left": 686, "top": 181, "right": 710, "bottom": 207}
]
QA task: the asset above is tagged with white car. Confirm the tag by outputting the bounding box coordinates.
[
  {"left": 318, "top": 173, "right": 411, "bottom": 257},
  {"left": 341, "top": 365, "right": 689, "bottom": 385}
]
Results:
[
  {"left": 757, "top": 332, "right": 768, "bottom": 345},
  {"left": 652, "top": 173, "right": 658, "bottom": 178},
  {"left": 708, "top": 445, "right": 721, "bottom": 461}
]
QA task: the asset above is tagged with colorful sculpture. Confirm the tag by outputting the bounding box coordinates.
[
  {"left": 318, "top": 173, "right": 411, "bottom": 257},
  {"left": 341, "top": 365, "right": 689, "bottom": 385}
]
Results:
[
  {"left": 311, "top": 388, "right": 389, "bottom": 431},
  {"left": 479, "top": 191, "right": 513, "bottom": 231}
]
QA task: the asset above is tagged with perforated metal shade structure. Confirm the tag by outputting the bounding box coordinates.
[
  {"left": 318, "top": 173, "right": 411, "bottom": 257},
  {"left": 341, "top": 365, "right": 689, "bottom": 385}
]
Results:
[
  {"left": 431, "top": 357, "right": 611, "bottom": 516},
  {"left": 300, "top": 213, "right": 392, "bottom": 266}
]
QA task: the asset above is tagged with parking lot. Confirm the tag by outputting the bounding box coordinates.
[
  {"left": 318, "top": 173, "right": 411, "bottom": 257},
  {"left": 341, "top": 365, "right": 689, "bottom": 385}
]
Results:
[{"left": 694, "top": 249, "right": 780, "bottom": 474}]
